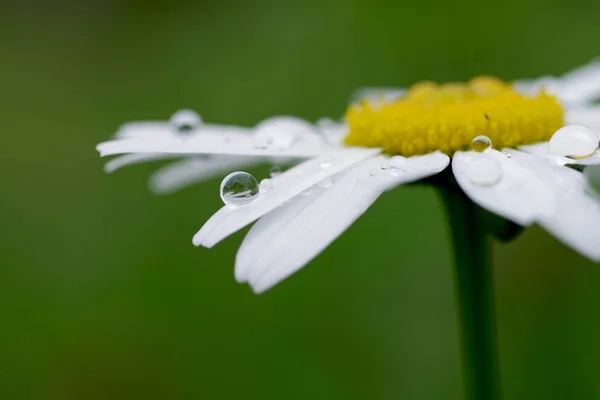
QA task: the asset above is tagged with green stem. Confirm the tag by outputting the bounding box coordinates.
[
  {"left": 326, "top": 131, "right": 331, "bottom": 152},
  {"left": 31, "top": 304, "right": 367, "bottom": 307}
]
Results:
[{"left": 440, "top": 189, "right": 501, "bottom": 400}]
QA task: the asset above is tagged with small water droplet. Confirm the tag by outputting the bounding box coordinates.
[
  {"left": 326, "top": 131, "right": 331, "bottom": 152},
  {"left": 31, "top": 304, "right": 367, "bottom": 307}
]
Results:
[
  {"left": 549, "top": 125, "right": 599, "bottom": 159},
  {"left": 471, "top": 135, "right": 492, "bottom": 152},
  {"left": 369, "top": 169, "right": 378, "bottom": 176},
  {"left": 260, "top": 178, "right": 273, "bottom": 191},
  {"left": 269, "top": 165, "right": 282, "bottom": 177},
  {"left": 170, "top": 109, "right": 202, "bottom": 133},
  {"left": 220, "top": 172, "right": 259, "bottom": 206},
  {"left": 466, "top": 157, "right": 502, "bottom": 186},
  {"left": 502, "top": 151, "right": 512, "bottom": 159},
  {"left": 381, "top": 163, "right": 389, "bottom": 170},
  {"left": 301, "top": 187, "right": 313, "bottom": 196},
  {"left": 389, "top": 156, "right": 408, "bottom": 171},
  {"left": 320, "top": 158, "right": 333, "bottom": 168},
  {"left": 319, "top": 177, "right": 334, "bottom": 188},
  {"left": 253, "top": 136, "right": 272, "bottom": 150}
]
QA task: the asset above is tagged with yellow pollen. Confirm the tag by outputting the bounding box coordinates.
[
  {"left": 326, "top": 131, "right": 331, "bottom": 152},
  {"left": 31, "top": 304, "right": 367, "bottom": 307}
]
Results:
[{"left": 344, "top": 77, "right": 565, "bottom": 156}]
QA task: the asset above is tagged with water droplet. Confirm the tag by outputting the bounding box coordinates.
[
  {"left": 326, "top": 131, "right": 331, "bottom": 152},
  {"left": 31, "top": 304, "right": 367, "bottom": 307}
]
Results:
[
  {"left": 254, "top": 116, "right": 312, "bottom": 150},
  {"left": 389, "top": 156, "right": 408, "bottom": 171},
  {"left": 301, "top": 187, "right": 313, "bottom": 196},
  {"left": 369, "top": 169, "right": 378, "bottom": 176},
  {"left": 269, "top": 165, "right": 282, "bottom": 177},
  {"left": 381, "top": 163, "right": 389, "bottom": 170},
  {"left": 466, "top": 157, "right": 502, "bottom": 186},
  {"left": 170, "top": 109, "right": 202, "bottom": 133},
  {"left": 220, "top": 172, "right": 259, "bottom": 206},
  {"left": 319, "top": 177, "right": 334, "bottom": 188},
  {"left": 549, "top": 125, "right": 599, "bottom": 159},
  {"left": 253, "top": 136, "right": 272, "bottom": 150},
  {"left": 471, "top": 135, "right": 492, "bottom": 152},
  {"left": 260, "top": 178, "right": 273, "bottom": 191},
  {"left": 320, "top": 157, "right": 333, "bottom": 168},
  {"left": 502, "top": 151, "right": 512, "bottom": 159}
]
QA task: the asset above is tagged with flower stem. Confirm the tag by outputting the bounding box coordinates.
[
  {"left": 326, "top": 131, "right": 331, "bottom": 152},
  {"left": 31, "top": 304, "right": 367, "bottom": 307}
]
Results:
[{"left": 439, "top": 189, "right": 501, "bottom": 400}]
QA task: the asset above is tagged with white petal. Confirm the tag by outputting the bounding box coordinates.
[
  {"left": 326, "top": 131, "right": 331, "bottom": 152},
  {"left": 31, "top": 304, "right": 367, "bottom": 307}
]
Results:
[
  {"left": 505, "top": 150, "right": 600, "bottom": 261},
  {"left": 149, "top": 156, "right": 262, "bottom": 194},
  {"left": 315, "top": 118, "right": 348, "bottom": 146},
  {"left": 104, "top": 153, "right": 178, "bottom": 173},
  {"left": 566, "top": 106, "right": 600, "bottom": 130},
  {"left": 114, "top": 122, "right": 172, "bottom": 140},
  {"left": 452, "top": 149, "right": 554, "bottom": 226},
  {"left": 114, "top": 121, "right": 251, "bottom": 140},
  {"left": 515, "top": 60, "right": 600, "bottom": 105},
  {"left": 192, "top": 148, "right": 382, "bottom": 248},
  {"left": 98, "top": 121, "right": 331, "bottom": 158},
  {"left": 235, "top": 152, "right": 450, "bottom": 293},
  {"left": 556, "top": 59, "right": 600, "bottom": 104}
]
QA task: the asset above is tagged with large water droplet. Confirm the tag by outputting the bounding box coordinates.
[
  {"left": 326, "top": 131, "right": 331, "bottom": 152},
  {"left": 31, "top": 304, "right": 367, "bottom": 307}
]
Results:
[
  {"left": 549, "top": 125, "right": 599, "bottom": 159},
  {"left": 471, "top": 135, "right": 492, "bottom": 152},
  {"left": 466, "top": 157, "right": 502, "bottom": 186},
  {"left": 220, "top": 172, "right": 259, "bottom": 206},
  {"left": 170, "top": 109, "right": 202, "bottom": 133}
]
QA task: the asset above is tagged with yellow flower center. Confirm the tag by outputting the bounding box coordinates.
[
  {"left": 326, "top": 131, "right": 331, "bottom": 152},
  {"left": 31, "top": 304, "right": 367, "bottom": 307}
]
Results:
[{"left": 344, "top": 77, "right": 565, "bottom": 156}]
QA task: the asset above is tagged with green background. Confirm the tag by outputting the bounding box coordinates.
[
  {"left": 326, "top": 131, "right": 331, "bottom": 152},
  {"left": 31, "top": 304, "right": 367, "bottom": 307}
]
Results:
[{"left": 1, "top": 0, "right": 600, "bottom": 398}]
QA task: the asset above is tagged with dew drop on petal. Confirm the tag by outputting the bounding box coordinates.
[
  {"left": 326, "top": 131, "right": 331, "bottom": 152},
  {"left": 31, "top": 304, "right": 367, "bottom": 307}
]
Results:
[
  {"left": 549, "top": 125, "right": 599, "bottom": 159},
  {"left": 220, "top": 172, "right": 259, "bottom": 206},
  {"left": 369, "top": 169, "right": 378, "bottom": 176},
  {"left": 269, "top": 165, "right": 282, "bottom": 177},
  {"left": 260, "top": 178, "right": 273, "bottom": 191},
  {"left": 320, "top": 158, "right": 333, "bottom": 169},
  {"left": 253, "top": 136, "right": 272, "bottom": 150},
  {"left": 471, "top": 135, "right": 492, "bottom": 152},
  {"left": 253, "top": 117, "right": 309, "bottom": 150},
  {"left": 301, "top": 187, "right": 313, "bottom": 196},
  {"left": 319, "top": 177, "right": 334, "bottom": 188},
  {"left": 170, "top": 109, "right": 202, "bottom": 133},
  {"left": 466, "top": 157, "right": 503, "bottom": 186},
  {"left": 389, "top": 155, "right": 408, "bottom": 171}
]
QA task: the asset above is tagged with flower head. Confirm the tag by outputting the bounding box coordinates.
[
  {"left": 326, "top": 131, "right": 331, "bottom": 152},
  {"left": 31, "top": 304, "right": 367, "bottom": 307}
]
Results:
[{"left": 97, "top": 60, "right": 600, "bottom": 293}]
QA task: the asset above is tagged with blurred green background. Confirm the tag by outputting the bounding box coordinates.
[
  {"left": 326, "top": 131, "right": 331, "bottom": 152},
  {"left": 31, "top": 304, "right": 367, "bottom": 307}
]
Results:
[{"left": 1, "top": 0, "right": 600, "bottom": 398}]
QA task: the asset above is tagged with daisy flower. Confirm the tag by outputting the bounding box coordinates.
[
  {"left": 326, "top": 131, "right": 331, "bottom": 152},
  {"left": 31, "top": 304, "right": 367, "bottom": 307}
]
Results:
[{"left": 97, "top": 60, "right": 600, "bottom": 294}]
